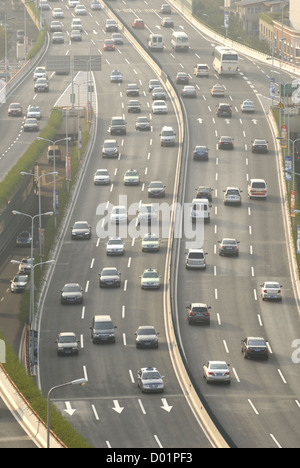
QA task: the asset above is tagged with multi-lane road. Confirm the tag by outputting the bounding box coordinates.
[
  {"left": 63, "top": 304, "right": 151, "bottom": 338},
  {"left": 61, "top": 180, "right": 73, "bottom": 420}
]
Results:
[{"left": 1, "top": 0, "right": 300, "bottom": 448}]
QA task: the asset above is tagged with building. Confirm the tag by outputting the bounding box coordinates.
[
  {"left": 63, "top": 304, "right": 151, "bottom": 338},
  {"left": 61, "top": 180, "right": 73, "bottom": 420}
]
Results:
[
  {"left": 272, "top": 0, "right": 300, "bottom": 64},
  {"left": 235, "top": 0, "right": 286, "bottom": 36}
]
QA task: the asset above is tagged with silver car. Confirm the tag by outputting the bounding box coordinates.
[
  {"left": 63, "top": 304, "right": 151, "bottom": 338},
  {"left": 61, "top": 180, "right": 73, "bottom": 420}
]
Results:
[
  {"left": 94, "top": 169, "right": 110, "bottom": 185},
  {"left": 218, "top": 238, "right": 240, "bottom": 256},
  {"left": 223, "top": 187, "right": 242, "bottom": 206},
  {"left": 106, "top": 237, "right": 125, "bottom": 256},
  {"left": 203, "top": 361, "right": 231, "bottom": 385},
  {"left": 102, "top": 139, "right": 119, "bottom": 158},
  {"left": 137, "top": 367, "right": 164, "bottom": 393},
  {"left": 260, "top": 282, "right": 282, "bottom": 301},
  {"left": 10, "top": 275, "right": 28, "bottom": 293},
  {"left": 56, "top": 332, "right": 79, "bottom": 356},
  {"left": 61, "top": 283, "right": 83, "bottom": 304}
]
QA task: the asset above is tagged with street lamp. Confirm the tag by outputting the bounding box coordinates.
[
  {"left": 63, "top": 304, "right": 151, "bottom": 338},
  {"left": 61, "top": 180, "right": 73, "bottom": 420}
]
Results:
[
  {"left": 20, "top": 171, "right": 58, "bottom": 262},
  {"left": 47, "top": 378, "right": 87, "bottom": 448},
  {"left": 37, "top": 137, "right": 71, "bottom": 227},
  {"left": 12, "top": 210, "right": 53, "bottom": 327}
]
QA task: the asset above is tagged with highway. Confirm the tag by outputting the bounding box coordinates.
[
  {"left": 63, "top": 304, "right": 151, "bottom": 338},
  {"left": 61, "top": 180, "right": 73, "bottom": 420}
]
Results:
[{"left": 1, "top": 0, "right": 300, "bottom": 448}]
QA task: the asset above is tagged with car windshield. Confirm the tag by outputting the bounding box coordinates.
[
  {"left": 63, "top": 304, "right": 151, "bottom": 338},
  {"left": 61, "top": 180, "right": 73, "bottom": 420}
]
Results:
[
  {"left": 248, "top": 339, "right": 266, "bottom": 347},
  {"left": 59, "top": 336, "right": 76, "bottom": 343},
  {"left": 210, "top": 364, "right": 228, "bottom": 370},
  {"left": 94, "top": 322, "right": 113, "bottom": 330},
  {"left": 189, "top": 252, "right": 204, "bottom": 259},
  {"left": 138, "top": 328, "right": 155, "bottom": 335},
  {"left": 265, "top": 283, "right": 279, "bottom": 289},
  {"left": 252, "top": 182, "right": 266, "bottom": 188},
  {"left": 108, "top": 239, "right": 122, "bottom": 245},
  {"left": 74, "top": 223, "right": 88, "bottom": 229},
  {"left": 143, "top": 371, "right": 161, "bottom": 380},
  {"left": 150, "top": 183, "right": 163, "bottom": 188},
  {"left": 103, "top": 269, "right": 117, "bottom": 276},
  {"left": 227, "top": 189, "right": 239, "bottom": 195},
  {"left": 192, "top": 307, "right": 207, "bottom": 312},
  {"left": 126, "top": 170, "right": 138, "bottom": 176},
  {"left": 104, "top": 142, "right": 117, "bottom": 148},
  {"left": 143, "top": 271, "right": 158, "bottom": 278},
  {"left": 144, "top": 235, "right": 158, "bottom": 241},
  {"left": 223, "top": 239, "right": 236, "bottom": 245},
  {"left": 63, "top": 285, "right": 80, "bottom": 292}
]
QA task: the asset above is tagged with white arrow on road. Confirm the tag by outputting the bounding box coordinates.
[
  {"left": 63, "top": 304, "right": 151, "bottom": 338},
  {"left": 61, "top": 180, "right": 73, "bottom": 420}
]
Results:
[
  {"left": 112, "top": 400, "right": 124, "bottom": 414},
  {"left": 197, "top": 118, "right": 204, "bottom": 124},
  {"left": 160, "top": 398, "right": 173, "bottom": 412},
  {"left": 251, "top": 119, "right": 258, "bottom": 124},
  {"left": 64, "top": 402, "right": 76, "bottom": 416}
]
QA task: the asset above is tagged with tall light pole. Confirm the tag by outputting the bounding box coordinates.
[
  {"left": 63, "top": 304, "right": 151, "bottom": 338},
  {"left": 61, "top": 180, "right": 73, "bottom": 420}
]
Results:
[
  {"left": 37, "top": 137, "right": 71, "bottom": 227},
  {"left": 21, "top": 171, "right": 58, "bottom": 263},
  {"left": 47, "top": 378, "right": 87, "bottom": 448}
]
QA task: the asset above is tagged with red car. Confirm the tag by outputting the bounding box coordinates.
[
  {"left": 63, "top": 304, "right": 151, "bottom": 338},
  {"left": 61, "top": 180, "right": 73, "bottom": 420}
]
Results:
[
  {"left": 103, "top": 39, "right": 115, "bottom": 51},
  {"left": 132, "top": 18, "right": 145, "bottom": 29}
]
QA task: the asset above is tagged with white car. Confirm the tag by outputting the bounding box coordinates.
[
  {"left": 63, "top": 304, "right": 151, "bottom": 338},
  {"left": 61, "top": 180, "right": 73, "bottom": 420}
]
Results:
[
  {"left": 261, "top": 282, "right": 282, "bottom": 301},
  {"left": 106, "top": 237, "right": 125, "bottom": 256},
  {"left": 68, "top": 0, "right": 80, "bottom": 7},
  {"left": 203, "top": 361, "right": 231, "bottom": 385},
  {"left": 123, "top": 169, "right": 140, "bottom": 186},
  {"left": 152, "top": 100, "right": 168, "bottom": 114},
  {"left": 27, "top": 105, "right": 42, "bottom": 120},
  {"left": 52, "top": 8, "right": 64, "bottom": 19},
  {"left": 75, "top": 5, "right": 87, "bottom": 15},
  {"left": 241, "top": 99, "right": 255, "bottom": 113},
  {"left": 10, "top": 275, "right": 29, "bottom": 293},
  {"left": 110, "top": 206, "right": 127, "bottom": 224},
  {"left": 93, "top": 169, "right": 110, "bottom": 185},
  {"left": 33, "top": 66, "right": 47, "bottom": 81},
  {"left": 71, "top": 18, "right": 83, "bottom": 31},
  {"left": 18, "top": 258, "right": 34, "bottom": 274}
]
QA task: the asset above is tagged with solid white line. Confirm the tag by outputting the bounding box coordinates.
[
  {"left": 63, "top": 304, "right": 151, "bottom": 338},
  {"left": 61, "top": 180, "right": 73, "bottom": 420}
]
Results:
[
  {"left": 85, "top": 281, "right": 89, "bottom": 293},
  {"left": 122, "top": 305, "right": 125, "bottom": 318},
  {"left": 124, "top": 280, "right": 128, "bottom": 292},
  {"left": 90, "top": 258, "right": 95, "bottom": 269},
  {"left": 81, "top": 306, "right": 85, "bottom": 320},
  {"left": 80, "top": 334, "right": 84, "bottom": 349},
  {"left": 83, "top": 366, "right": 88, "bottom": 382},
  {"left": 123, "top": 333, "right": 127, "bottom": 346},
  {"left": 257, "top": 314, "right": 263, "bottom": 326}
]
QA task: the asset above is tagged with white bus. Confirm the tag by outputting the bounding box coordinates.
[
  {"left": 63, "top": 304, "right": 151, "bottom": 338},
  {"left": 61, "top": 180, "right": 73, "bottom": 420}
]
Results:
[
  {"left": 213, "top": 46, "right": 239, "bottom": 75},
  {"left": 171, "top": 32, "right": 189, "bottom": 52}
]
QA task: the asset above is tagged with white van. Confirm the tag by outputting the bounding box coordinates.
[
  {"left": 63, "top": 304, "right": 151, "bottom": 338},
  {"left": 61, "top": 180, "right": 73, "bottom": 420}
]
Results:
[
  {"left": 191, "top": 198, "right": 211, "bottom": 223},
  {"left": 248, "top": 179, "right": 268, "bottom": 199},
  {"left": 148, "top": 34, "right": 164, "bottom": 51},
  {"left": 171, "top": 31, "right": 189, "bottom": 51},
  {"left": 160, "top": 126, "right": 176, "bottom": 146}
]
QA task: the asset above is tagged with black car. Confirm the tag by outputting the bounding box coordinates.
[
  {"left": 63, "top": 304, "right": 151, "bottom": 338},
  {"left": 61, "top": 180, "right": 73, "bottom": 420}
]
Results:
[
  {"left": 216, "top": 103, "right": 232, "bottom": 118},
  {"left": 195, "top": 186, "right": 213, "bottom": 201},
  {"left": 251, "top": 139, "right": 268, "bottom": 154},
  {"left": 90, "top": 315, "right": 117, "bottom": 344},
  {"left": 218, "top": 136, "right": 234, "bottom": 150},
  {"left": 71, "top": 221, "right": 91, "bottom": 240},
  {"left": 193, "top": 145, "right": 209, "bottom": 161},
  {"left": 186, "top": 303, "right": 211, "bottom": 325},
  {"left": 135, "top": 325, "right": 159, "bottom": 348},
  {"left": 99, "top": 267, "right": 121, "bottom": 288},
  {"left": 241, "top": 337, "right": 269, "bottom": 360},
  {"left": 61, "top": 283, "right": 83, "bottom": 305}
]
